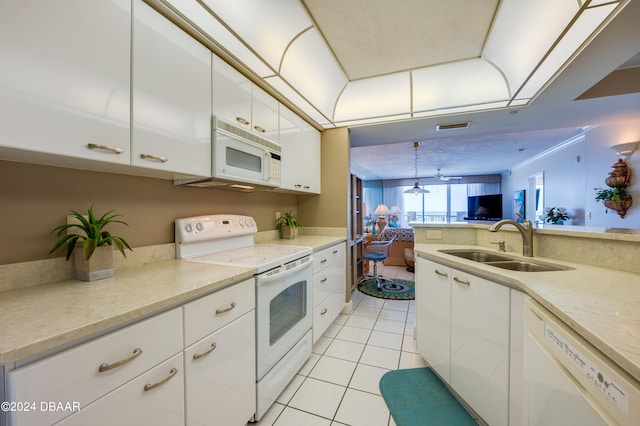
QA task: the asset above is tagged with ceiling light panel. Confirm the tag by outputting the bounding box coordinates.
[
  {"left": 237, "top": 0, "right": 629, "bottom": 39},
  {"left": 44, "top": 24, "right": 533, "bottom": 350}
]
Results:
[
  {"left": 200, "top": 0, "right": 312, "bottom": 71},
  {"left": 279, "top": 28, "right": 348, "bottom": 118},
  {"left": 164, "top": 0, "right": 273, "bottom": 76},
  {"left": 333, "top": 72, "right": 411, "bottom": 122},
  {"left": 264, "top": 75, "right": 331, "bottom": 126},
  {"left": 412, "top": 59, "right": 509, "bottom": 112},
  {"left": 483, "top": 0, "right": 577, "bottom": 96},
  {"left": 517, "top": 3, "right": 619, "bottom": 99}
]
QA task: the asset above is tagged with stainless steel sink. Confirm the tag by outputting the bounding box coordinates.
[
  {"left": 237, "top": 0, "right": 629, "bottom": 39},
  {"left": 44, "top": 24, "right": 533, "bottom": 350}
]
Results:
[
  {"left": 485, "top": 261, "right": 572, "bottom": 272},
  {"left": 439, "top": 249, "right": 513, "bottom": 263},
  {"left": 439, "top": 249, "right": 573, "bottom": 272}
]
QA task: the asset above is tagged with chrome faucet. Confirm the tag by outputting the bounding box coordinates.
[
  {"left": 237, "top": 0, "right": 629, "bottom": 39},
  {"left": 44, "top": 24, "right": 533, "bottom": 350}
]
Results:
[{"left": 488, "top": 219, "right": 534, "bottom": 257}]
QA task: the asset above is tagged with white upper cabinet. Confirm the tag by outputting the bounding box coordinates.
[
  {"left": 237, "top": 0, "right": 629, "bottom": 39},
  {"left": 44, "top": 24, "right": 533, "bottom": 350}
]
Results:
[
  {"left": 212, "top": 55, "right": 279, "bottom": 142},
  {"left": 278, "top": 104, "right": 321, "bottom": 194},
  {"left": 132, "top": 0, "right": 211, "bottom": 177},
  {"left": 0, "top": 0, "right": 131, "bottom": 163}
]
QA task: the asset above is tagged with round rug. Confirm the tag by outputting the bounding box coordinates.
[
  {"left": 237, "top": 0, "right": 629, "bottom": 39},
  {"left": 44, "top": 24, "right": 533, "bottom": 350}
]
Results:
[{"left": 357, "top": 277, "right": 415, "bottom": 300}]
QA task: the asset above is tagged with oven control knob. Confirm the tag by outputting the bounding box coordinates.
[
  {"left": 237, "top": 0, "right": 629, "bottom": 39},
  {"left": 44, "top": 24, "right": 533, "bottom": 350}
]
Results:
[
  {"left": 185, "top": 224, "right": 193, "bottom": 233},
  {"left": 250, "top": 219, "right": 255, "bottom": 227},
  {"left": 196, "top": 222, "right": 204, "bottom": 232},
  {"left": 245, "top": 219, "right": 252, "bottom": 227}
]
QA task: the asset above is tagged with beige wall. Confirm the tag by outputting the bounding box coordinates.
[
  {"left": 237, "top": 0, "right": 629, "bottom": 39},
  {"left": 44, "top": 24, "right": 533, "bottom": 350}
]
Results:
[
  {"left": 298, "top": 127, "right": 350, "bottom": 228},
  {"left": 0, "top": 160, "right": 298, "bottom": 265}
]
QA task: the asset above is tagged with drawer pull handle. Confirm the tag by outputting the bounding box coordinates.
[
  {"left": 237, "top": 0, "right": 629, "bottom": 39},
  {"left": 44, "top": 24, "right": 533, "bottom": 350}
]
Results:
[
  {"left": 321, "top": 259, "right": 328, "bottom": 264},
  {"left": 236, "top": 116, "right": 250, "bottom": 125},
  {"left": 253, "top": 125, "right": 266, "bottom": 133},
  {"left": 215, "top": 302, "right": 237, "bottom": 315},
  {"left": 192, "top": 342, "right": 217, "bottom": 360},
  {"left": 321, "top": 308, "right": 328, "bottom": 315},
  {"left": 434, "top": 270, "right": 448, "bottom": 278},
  {"left": 321, "top": 278, "right": 327, "bottom": 283},
  {"left": 332, "top": 250, "right": 338, "bottom": 254},
  {"left": 144, "top": 368, "right": 178, "bottom": 392},
  {"left": 140, "top": 153, "right": 168, "bottom": 163},
  {"left": 453, "top": 276, "right": 470, "bottom": 286},
  {"left": 98, "top": 348, "right": 143, "bottom": 373},
  {"left": 87, "top": 143, "right": 123, "bottom": 154}
]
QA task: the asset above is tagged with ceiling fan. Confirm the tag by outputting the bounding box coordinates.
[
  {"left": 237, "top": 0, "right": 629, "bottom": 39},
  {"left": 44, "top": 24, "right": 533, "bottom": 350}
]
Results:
[{"left": 433, "top": 169, "right": 462, "bottom": 181}]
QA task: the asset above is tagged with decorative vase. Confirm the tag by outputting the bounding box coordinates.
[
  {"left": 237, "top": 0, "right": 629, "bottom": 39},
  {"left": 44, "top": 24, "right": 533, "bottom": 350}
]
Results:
[
  {"left": 280, "top": 226, "right": 298, "bottom": 239},
  {"left": 556, "top": 220, "right": 564, "bottom": 225},
  {"left": 605, "top": 159, "right": 632, "bottom": 188},
  {"left": 604, "top": 196, "right": 633, "bottom": 218},
  {"left": 73, "top": 244, "right": 114, "bottom": 281}
]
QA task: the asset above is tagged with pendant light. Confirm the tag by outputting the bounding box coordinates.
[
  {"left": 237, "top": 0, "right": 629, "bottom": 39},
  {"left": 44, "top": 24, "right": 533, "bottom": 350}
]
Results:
[{"left": 404, "top": 142, "right": 430, "bottom": 195}]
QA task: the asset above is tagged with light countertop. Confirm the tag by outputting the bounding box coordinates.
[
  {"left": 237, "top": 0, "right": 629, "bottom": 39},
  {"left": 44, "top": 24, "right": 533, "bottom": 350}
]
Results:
[
  {"left": 415, "top": 243, "right": 640, "bottom": 384},
  {"left": 0, "top": 235, "right": 346, "bottom": 367}
]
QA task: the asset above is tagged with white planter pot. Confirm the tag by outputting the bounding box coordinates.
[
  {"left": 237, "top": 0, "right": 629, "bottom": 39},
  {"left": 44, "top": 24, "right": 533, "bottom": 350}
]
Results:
[
  {"left": 280, "top": 226, "right": 298, "bottom": 239},
  {"left": 73, "top": 244, "right": 114, "bottom": 281}
]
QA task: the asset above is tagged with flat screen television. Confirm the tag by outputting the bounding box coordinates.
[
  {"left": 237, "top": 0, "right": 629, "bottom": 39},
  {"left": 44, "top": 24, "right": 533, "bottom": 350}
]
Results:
[{"left": 465, "top": 194, "right": 503, "bottom": 221}]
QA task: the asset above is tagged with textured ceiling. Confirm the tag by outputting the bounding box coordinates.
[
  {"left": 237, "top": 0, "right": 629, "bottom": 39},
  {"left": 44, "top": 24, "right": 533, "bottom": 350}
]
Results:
[{"left": 303, "top": 0, "right": 498, "bottom": 80}]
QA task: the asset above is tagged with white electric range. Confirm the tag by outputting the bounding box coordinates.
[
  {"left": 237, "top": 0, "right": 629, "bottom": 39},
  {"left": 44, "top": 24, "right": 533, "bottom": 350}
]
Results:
[{"left": 175, "top": 214, "right": 314, "bottom": 421}]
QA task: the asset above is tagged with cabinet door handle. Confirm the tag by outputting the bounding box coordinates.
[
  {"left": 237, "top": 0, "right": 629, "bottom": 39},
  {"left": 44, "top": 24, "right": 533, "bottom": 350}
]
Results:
[
  {"left": 321, "top": 308, "right": 328, "bottom": 315},
  {"left": 294, "top": 184, "right": 302, "bottom": 188},
  {"left": 236, "top": 116, "right": 249, "bottom": 125},
  {"left": 434, "top": 269, "right": 448, "bottom": 278},
  {"left": 143, "top": 368, "right": 178, "bottom": 392},
  {"left": 87, "top": 143, "right": 123, "bottom": 154},
  {"left": 304, "top": 186, "right": 310, "bottom": 190},
  {"left": 192, "top": 342, "right": 217, "bottom": 360},
  {"left": 215, "top": 302, "right": 237, "bottom": 315},
  {"left": 332, "top": 250, "right": 338, "bottom": 254},
  {"left": 321, "top": 277, "right": 327, "bottom": 283},
  {"left": 140, "top": 153, "right": 168, "bottom": 163},
  {"left": 321, "top": 259, "right": 328, "bottom": 264},
  {"left": 453, "top": 276, "right": 470, "bottom": 286},
  {"left": 253, "top": 125, "right": 266, "bottom": 133},
  {"left": 98, "top": 348, "right": 143, "bottom": 373}
]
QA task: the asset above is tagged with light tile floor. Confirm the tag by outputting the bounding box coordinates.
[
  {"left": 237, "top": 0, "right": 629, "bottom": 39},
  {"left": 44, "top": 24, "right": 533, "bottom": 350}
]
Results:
[{"left": 251, "top": 265, "right": 425, "bottom": 426}]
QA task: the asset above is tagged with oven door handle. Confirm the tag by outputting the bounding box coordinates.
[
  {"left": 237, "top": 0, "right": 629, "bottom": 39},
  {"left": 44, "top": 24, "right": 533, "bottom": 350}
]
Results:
[{"left": 257, "top": 257, "right": 314, "bottom": 285}]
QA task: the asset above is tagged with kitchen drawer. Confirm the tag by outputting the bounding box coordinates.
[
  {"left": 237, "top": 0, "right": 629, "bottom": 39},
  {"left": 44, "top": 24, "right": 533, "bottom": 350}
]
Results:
[
  {"left": 312, "top": 294, "right": 343, "bottom": 344},
  {"left": 313, "top": 244, "right": 344, "bottom": 273},
  {"left": 7, "top": 308, "right": 183, "bottom": 426},
  {"left": 183, "top": 278, "right": 255, "bottom": 347},
  {"left": 56, "top": 354, "right": 184, "bottom": 426},
  {"left": 184, "top": 311, "right": 256, "bottom": 426}
]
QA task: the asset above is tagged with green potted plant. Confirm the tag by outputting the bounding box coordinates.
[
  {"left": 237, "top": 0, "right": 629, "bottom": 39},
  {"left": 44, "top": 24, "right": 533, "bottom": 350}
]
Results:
[
  {"left": 544, "top": 207, "right": 569, "bottom": 225},
  {"left": 594, "top": 187, "right": 632, "bottom": 218},
  {"left": 49, "top": 206, "right": 132, "bottom": 281},
  {"left": 275, "top": 210, "right": 300, "bottom": 239}
]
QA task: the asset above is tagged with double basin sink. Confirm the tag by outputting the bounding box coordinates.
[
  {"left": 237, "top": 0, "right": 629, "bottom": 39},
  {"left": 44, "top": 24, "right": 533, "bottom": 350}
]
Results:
[{"left": 439, "top": 249, "right": 573, "bottom": 272}]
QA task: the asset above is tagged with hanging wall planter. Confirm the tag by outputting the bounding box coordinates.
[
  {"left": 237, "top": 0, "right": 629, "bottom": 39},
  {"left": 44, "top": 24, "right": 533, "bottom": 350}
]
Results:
[{"left": 594, "top": 159, "right": 633, "bottom": 218}]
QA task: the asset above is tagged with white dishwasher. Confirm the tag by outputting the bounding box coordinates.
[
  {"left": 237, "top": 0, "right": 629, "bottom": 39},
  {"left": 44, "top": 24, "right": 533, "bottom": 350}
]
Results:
[{"left": 523, "top": 299, "right": 640, "bottom": 425}]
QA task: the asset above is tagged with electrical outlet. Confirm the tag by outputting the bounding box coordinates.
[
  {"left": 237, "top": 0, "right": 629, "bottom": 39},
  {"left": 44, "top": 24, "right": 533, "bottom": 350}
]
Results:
[{"left": 426, "top": 230, "right": 443, "bottom": 240}]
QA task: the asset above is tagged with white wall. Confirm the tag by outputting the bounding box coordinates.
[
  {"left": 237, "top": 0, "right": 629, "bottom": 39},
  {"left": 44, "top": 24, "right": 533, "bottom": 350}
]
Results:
[{"left": 502, "top": 119, "right": 640, "bottom": 228}]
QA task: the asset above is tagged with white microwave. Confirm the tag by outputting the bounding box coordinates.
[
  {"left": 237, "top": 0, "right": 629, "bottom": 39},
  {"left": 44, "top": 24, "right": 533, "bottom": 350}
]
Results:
[{"left": 175, "top": 116, "right": 281, "bottom": 191}]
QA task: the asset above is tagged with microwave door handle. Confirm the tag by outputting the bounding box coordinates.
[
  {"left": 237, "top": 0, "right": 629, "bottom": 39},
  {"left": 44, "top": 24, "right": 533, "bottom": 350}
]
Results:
[
  {"left": 264, "top": 150, "right": 272, "bottom": 181},
  {"left": 257, "top": 257, "right": 314, "bottom": 285}
]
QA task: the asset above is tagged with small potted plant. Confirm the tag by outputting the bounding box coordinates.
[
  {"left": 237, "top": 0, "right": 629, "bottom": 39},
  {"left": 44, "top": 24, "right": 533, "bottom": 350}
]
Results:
[
  {"left": 49, "top": 206, "right": 132, "bottom": 281},
  {"left": 595, "top": 187, "right": 633, "bottom": 218},
  {"left": 276, "top": 210, "right": 300, "bottom": 239},
  {"left": 544, "top": 207, "right": 569, "bottom": 225}
]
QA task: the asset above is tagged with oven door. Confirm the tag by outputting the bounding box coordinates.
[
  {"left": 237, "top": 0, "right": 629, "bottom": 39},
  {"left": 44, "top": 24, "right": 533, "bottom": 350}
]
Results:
[{"left": 256, "top": 256, "right": 313, "bottom": 380}]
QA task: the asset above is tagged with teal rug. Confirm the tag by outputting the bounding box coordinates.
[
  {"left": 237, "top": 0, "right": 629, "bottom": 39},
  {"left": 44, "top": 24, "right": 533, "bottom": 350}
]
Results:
[
  {"left": 357, "top": 278, "right": 414, "bottom": 300},
  {"left": 380, "top": 367, "right": 476, "bottom": 425}
]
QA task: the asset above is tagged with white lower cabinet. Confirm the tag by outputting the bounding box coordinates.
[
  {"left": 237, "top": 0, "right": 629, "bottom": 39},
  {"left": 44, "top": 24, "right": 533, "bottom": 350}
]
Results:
[
  {"left": 312, "top": 242, "right": 346, "bottom": 343},
  {"left": 56, "top": 354, "right": 185, "bottom": 426},
  {"left": 6, "top": 308, "right": 183, "bottom": 426},
  {"left": 415, "top": 256, "right": 510, "bottom": 426},
  {"left": 4, "top": 279, "right": 257, "bottom": 426},
  {"left": 184, "top": 311, "right": 255, "bottom": 426}
]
